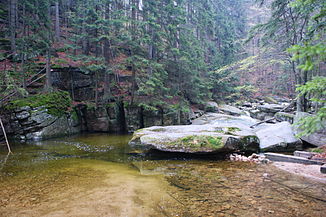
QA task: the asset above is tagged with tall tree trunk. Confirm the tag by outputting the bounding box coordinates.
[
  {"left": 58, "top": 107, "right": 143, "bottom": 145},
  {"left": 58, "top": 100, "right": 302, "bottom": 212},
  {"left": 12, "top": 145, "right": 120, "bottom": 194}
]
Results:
[
  {"left": 9, "top": 0, "right": 17, "bottom": 54},
  {"left": 22, "top": 3, "right": 27, "bottom": 90},
  {"left": 130, "top": 0, "right": 138, "bottom": 105},
  {"left": 45, "top": 49, "right": 52, "bottom": 92},
  {"left": 55, "top": 1, "right": 60, "bottom": 41},
  {"left": 21, "top": 54, "right": 26, "bottom": 90},
  {"left": 103, "top": 3, "right": 112, "bottom": 101},
  {"left": 95, "top": 71, "right": 99, "bottom": 109}
]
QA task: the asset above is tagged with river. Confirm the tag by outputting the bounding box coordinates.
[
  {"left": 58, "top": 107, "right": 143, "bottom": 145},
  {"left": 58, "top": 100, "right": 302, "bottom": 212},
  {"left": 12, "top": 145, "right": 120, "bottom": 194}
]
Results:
[{"left": 0, "top": 133, "right": 325, "bottom": 216}]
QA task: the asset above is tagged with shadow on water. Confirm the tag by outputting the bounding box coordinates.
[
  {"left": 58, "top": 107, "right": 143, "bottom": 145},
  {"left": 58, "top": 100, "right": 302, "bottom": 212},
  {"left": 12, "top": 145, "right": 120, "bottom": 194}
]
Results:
[{"left": 145, "top": 149, "right": 229, "bottom": 161}]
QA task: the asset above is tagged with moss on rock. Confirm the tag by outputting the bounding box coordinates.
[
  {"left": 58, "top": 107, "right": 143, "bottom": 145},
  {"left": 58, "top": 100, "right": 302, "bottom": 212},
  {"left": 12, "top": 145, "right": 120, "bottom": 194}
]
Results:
[
  {"left": 6, "top": 91, "right": 72, "bottom": 117},
  {"left": 169, "top": 135, "right": 224, "bottom": 150}
]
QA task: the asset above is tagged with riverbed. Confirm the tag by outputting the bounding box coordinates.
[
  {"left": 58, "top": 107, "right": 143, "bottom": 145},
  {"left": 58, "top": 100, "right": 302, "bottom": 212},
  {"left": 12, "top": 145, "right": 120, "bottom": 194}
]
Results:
[{"left": 0, "top": 134, "right": 325, "bottom": 216}]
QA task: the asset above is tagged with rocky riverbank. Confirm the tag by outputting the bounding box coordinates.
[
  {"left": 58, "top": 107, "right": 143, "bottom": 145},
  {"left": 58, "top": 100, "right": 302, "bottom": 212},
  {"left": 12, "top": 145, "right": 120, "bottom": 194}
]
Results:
[{"left": 129, "top": 98, "right": 325, "bottom": 154}]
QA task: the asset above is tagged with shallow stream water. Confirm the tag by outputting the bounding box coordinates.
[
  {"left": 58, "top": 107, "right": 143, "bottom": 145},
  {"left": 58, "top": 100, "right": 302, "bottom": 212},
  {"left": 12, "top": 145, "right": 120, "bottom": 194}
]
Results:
[{"left": 0, "top": 133, "right": 325, "bottom": 217}]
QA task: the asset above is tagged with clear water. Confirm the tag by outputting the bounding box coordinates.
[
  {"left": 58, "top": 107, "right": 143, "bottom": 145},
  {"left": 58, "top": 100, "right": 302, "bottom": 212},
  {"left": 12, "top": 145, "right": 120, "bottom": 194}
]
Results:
[{"left": 0, "top": 133, "right": 325, "bottom": 217}]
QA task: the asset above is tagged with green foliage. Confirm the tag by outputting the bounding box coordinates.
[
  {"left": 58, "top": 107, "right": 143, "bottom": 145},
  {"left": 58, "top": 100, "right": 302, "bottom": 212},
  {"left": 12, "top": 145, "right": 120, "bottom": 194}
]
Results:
[
  {"left": 296, "top": 108, "right": 326, "bottom": 137},
  {"left": 209, "top": 68, "right": 238, "bottom": 102},
  {"left": 309, "top": 147, "right": 324, "bottom": 153},
  {"left": 234, "top": 85, "right": 258, "bottom": 99},
  {"left": 288, "top": 43, "right": 326, "bottom": 71},
  {"left": 295, "top": 77, "right": 326, "bottom": 136},
  {"left": 6, "top": 91, "right": 72, "bottom": 117},
  {"left": 296, "top": 77, "right": 326, "bottom": 103},
  {"left": 2, "top": 0, "right": 248, "bottom": 112}
]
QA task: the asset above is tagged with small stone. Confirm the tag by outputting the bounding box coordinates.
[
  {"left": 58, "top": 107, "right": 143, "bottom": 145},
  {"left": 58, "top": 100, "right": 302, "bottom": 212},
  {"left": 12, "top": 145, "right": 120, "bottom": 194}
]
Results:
[
  {"left": 16, "top": 111, "right": 30, "bottom": 120},
  {"left": 321, "top": 165, "right": 326, "bottom": 174},
  {"left": 293, "top": 198, "right": 304, "bottom": 202}
]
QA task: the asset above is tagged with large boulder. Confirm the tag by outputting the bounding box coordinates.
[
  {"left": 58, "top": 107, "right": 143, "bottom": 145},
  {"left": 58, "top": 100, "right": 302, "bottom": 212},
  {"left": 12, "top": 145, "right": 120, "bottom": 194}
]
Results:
[
  {"left": 25, "top": 114, "right": 80, "bottom": 140},
  {"left": 2, "top": 105, "right": 81, "bottom": 141},
  {"left": 293, "top": 112, "right": 326, "bottom": 147},
  {"left": 129, "top": 120, "right": 260, "bottom": 154},
  {"left": 129, "top": 110, "right": 306, "bottom": 154},
  {"left": 255, "top": 122, "right": 302, "bottom": 152},
  {"left": 250, "top": 103, "right": 289, "bottom": 121}
]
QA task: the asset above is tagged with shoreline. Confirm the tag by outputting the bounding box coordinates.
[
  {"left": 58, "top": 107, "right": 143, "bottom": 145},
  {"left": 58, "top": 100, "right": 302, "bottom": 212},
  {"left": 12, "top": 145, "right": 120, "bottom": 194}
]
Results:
[{"left": 272, "top": 161, "right": 326, "bottom": 184}]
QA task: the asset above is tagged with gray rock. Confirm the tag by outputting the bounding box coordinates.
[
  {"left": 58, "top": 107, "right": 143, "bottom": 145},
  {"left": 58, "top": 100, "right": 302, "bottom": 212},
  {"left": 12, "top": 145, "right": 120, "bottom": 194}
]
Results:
[
  {"left": 249, "top": 109, "right": 260, "bottom": 119},
  {"left": 321, "top": 165, "right": 326, "bottom": 174},
  {"left": 293, "top": 112, "right": 326, "bottom": 147},
  {"left": 10, "top": 121, "right": 21, "bottom": 129},
  {"left": 14, "top": 106, "right": 31, "bottom": 113},
  {"left": 205, "top": 101, "right": 218, "bottom": 112},
  {"left": 20, "top": 119, "right": 34, "bottom": 126},
  {"left": 255, "top": 122, "right": 302, "bottom": 152},
  {"left": 265, "top": 153, "right": 323, "bottom": 165},
  {"left": 257, "top": 104, "right": 284, "bottom": 113},
  {"left": 263, "top": 97, "right": 278, "bottom": 104},
  {"left": 129, "top": 119, "right": 260, "bottom": 154},
  {"left": 30, "top": 110, "right": 57, "bottom": 127},
  {"left": 16, "top": 111, "right": 30, "bottom": 120},
  {"left": 293, "top": 151, "right": 318, "bottom": 159},
  {"left": 192, "top": 113, "right": 258, "bottom": 127},
  {"left": 218, "top": 104, "right": 245, "bottom": 116},
  {"left": 275, "top": 112, "right": 294, "bottom": 124},
  {"left": 88, "top": 117, "right": 109, "bottom": 132},
  {"left": 242, "top": 102, "right": 252, "bottom": 107},
  {"left": 26, "top": 115, "right": 80, "bottom": 140}
]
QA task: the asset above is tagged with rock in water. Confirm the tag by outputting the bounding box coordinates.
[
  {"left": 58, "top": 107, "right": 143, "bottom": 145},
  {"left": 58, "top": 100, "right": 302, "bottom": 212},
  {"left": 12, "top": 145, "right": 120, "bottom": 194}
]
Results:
[
  {"left": 129, "top": 123, "right": 260, "bottom": 154},
  {"left": 255, "top": 122, "right": 302, "bottom": 152}
]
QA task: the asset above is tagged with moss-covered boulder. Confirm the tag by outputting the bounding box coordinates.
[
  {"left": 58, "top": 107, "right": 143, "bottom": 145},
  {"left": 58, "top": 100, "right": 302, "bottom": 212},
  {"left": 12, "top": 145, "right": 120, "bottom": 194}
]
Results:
[
  {"left": 129, "top": 123, "right": 260, "bottom": 154},
  {"left": 2, "top": 91, "right": 81, "bottom": 141}
]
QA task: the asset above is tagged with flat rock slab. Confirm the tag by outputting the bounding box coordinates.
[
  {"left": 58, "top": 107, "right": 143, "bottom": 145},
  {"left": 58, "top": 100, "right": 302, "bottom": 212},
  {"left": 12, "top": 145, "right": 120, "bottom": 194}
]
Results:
[
  {"left": 257, "top": 104, "right": 285, "bottom": 113},
  {"left": 265, "top": 153, "right": 324, "bottom": 165},
  {"left": 218, "top": 104, "right": 245, "bottom": 116},
  {"left": 129, "top": 121, "right": 260, "bottom": 154},
  {"left": 255, "top": 122, "right": 302, "bottom": 152},
  {"left": 294, "top": 151, "right": 318, "bottom": 159}
]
